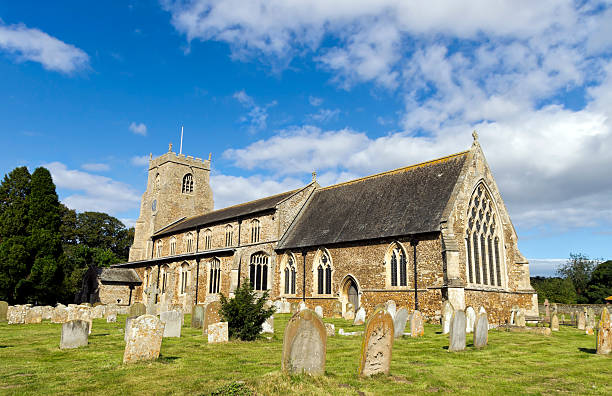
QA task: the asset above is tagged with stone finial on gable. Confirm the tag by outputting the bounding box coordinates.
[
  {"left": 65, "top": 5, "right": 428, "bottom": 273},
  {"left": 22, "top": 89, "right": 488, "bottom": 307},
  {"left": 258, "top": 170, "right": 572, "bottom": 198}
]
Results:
[
  {"left": 168, "top": 143, "right": 173, "bottom": 152},
  {"left": 312, "top": 171, "right": 317, "bottom": 182},
  {"left": 472, "top": 130, "right": 479, "bottom": 142}
]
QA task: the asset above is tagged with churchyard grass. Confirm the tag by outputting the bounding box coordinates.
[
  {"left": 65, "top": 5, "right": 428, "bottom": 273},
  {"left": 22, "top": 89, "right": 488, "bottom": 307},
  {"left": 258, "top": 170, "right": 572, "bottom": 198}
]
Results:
[{"left": 1, "top": 314, "right": 610, "bottom": 395}]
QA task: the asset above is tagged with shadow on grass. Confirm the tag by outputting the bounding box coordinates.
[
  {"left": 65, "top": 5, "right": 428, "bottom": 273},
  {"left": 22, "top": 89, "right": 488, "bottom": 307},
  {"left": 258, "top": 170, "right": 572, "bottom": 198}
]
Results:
[
  {"left": 578, "top": 347, "right": 597, "bottom": 354},
  {"left": 0, "top": 345, "right": 10, "bottom": 348},
  {"left": 90, "top": 333, "right": 110, "bottom": 337},
  {"left": 158, "top": 356, "right": 180, "bottom": 363}
]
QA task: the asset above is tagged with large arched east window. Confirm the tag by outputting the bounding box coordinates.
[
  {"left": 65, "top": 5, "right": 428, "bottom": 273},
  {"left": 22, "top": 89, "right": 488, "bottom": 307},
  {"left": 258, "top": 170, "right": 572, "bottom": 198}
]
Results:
[
  {"left": 315, "top": 250, "right": 332, "bottom": 295},
  {"left": 208, "top": 258, "right": 221, "bottom": 294},
  {"left": 387, "top": 243, "right": 407, "bottom": 287},
  {"left": 182, "top": 173, "right": 194, "bottom": 194},
  {"left": 465, "top": 183, "right": 503, "bottom": 287},
  {"left": 283, "top": 254, "right": 296, "bottom": 295},
  {"left": 249, "top": 253, "right": 269, "bottom": 291}
]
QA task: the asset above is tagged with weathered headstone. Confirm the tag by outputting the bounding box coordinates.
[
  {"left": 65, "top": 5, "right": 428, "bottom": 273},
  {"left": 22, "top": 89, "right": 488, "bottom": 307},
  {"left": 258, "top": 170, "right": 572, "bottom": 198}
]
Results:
[
  {"left": 160, "top": 311, "right": 182, "bottom": 338},
  {"left": 261, "top": 316, "right": 274, "bottom": 334},
  {"left": 385, "top": 300, "right": 397, "bottom": 319},
  {"left": 298, "top": 301, "right": 307, "bottom": 311},
  {"left": 596, "top": 308, "right": 611, "bottom": 355},
  {"left": 281, "top": 300, "right": 291, "bottom": 314},
  {"left": 515, "top": 308, "right": 526, "bottom": 327},
  {"left": 130, "top": 302, "right": 146, "bottom": 317},
  {"left": 60, "top": 320, "right": 89, "bottom": 349},
  {"left": 191, "top": 304, "right": 205, "bottom": 328},
  {"left": 544, "top": 298, "right": 550, "bottom": 321},
  {"left": 282, "top": 309, "right": 326, "bottom": 376},
  {"left": 7, "top": 305, "right": 26, "bottom": 324},
  {"left": 578, "top": 311, "right": 586, "bottom": 330},
  {"left": 410, "top": 310, "right": 424, "bottom": 337},
  {"left": 169, "top": 304, "right": 185, "bottom": 326},
  {"left": 290, "top": 302, "right": 299, "bottom": 314},
  {"left": 586, "top": 326, "right": 594, "bottom": 335},
  {"left": 332, "top": 300, "right": 343, "bottom": 318},
  {"left": 25, "top": 306, "right": 42, "bottom": 324},
  {"left": 550, "top": 313, "right": 559, "bottom": 331},
  {"left": 353, "top": 307, "right": 366, "bottom": 325},
  {"left": 51, "top": 305, "right": 68, "bottom": 323},
  {"left": 92, "top": 305, "right": 105, "bottom": 319},
  {"left": 441, "top": 300, "right": 454, "bottom": 334},
  {"left": 448, "top": 310, "right": 466, "bottom": 352},
  {"left": 42, "top": 306, "right": 53, "bottom": 321},
  {"left": 393, "top": 307, "right": 409, "bottom": 338},
  {"left": 203, "top": 301, "right": 222, "bottom": 334},
  {"left": 106, "top": 311, "right": 117, "bottom": 323},
  {"left": 144, "top": 285, "right": 158, "bottom": 315},
  {"left": 509, "top": 306, "right": 517, "bottom": 325},
  {"left": 552, "top": 303, "right": 558, "bottom": 314},
  {"left": 124, "top": 316, "right": 138, "bottom": 343},
  {"left": 473, "top": 313, "right": 488, "bottom": 348},
  {"left": 315, "top": 305, "right": 324, "bottom": 318},
  {"left": 0, "top": 301, "right": 7, "bottom": 322},
  {"left": 344, "top": 303, "right": 355, "bottom": 321},
  {"left": 465, "top": 306, "right": 476, "bottom": 333},
  {"left": 359, "top": 308, "right": 394, "bottom": 377},
  {"left": 208, "top": 322, "right": 229, "bottom": 343},
  {"left": 123, "top": 315, "right": 165, "bottom": 364},
  {"left": 325, "top": 323, "right": 335, "bottom": 337},
  {"left": 587, "top": 308, "right": 596, "bottom": 328},
  {"left": 479, "top": 306, "right": 486, "bottom": 315}
]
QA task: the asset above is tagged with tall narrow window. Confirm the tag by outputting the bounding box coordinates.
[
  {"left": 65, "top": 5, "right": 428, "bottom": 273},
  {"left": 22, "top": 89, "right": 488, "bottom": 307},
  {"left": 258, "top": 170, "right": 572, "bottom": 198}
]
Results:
[
  {"left": 225, "top": 225, "right": 233, "bottom": 247},
  {"left": 161, "top": 265, "right": 169, "bottom": 293},
  {"left": 315, "top": 250, "right": 332, "bottom": 295},
  {"left": 466, "top": 233, "right": 473, "bottom": 283},
  {"left": 185, "top": 232, "right": 194, "bottom": 253},
  {"left": 480, "top": 234, "right": 487, "bottom": 285},
  {"left": 473, "top": 232, "right": 480, "bottom": 284},
  {"left": 182, "top": 173, "right": 193, "bottom": 193},
  {"left": 249, "top": 253, "right": 268, "bottom": 291},
  {"left": 170, "top": 237, "right": 176, "bottom": 255},
  {"left": 204, "top": 229, "right": 212, "bottom": 250},
  {"left": 317, "top": 266, "right": 324, "bottom": 294},
  {"left": 495, "top": 238, "right": 502, "bottom": 286},
  {"left": 156, "top": 240, "right": 163, "bottom": 258},
  {"left": 390, "top": 251, "right": 398, "bottom": 286},
  {"left": 387, "top": 244, "right": 407, "bottom": 287},
  {"left": 180, "top": 263, "right": 189, "bottom": 294},
  {"left": 284, "top": 255, "right": 296, "bottom": 295},
  {"left": 208, "top": 258, "right": 220, "bottom": 294},
  {"left": 250, "top": 219, "right": 260, "bottom": 243}
]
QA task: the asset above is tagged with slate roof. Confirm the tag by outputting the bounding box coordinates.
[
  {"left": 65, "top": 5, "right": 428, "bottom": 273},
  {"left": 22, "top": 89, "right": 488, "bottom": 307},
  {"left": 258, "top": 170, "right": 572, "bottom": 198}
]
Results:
[
  {"left": 98, "top": 268, "right": 142, "bottom": 284},
  {"left": 278, "top": 151, "right": 469, "bottom": 249},
  {"left": 154, "top": 189, "right": 300, "bottom": 237}
]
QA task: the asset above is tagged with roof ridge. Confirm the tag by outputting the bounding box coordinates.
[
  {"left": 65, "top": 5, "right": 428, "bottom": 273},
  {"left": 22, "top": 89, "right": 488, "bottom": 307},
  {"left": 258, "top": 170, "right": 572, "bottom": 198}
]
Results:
[{"left": 319, "top": 150, "right": 470, "bottom": 191}]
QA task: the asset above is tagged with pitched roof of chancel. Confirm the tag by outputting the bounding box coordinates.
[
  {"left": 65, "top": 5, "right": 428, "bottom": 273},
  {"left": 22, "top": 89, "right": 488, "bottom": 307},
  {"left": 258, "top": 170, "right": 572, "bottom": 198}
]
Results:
[
  {"left": 98, "top": 268, "right": 142, "bottom": 284},
  {"left": 154, "top": 188, "right": 301, "bottom": 237},
  {"left": 278, "top": 151, "right": 469, "bottom": 249}
]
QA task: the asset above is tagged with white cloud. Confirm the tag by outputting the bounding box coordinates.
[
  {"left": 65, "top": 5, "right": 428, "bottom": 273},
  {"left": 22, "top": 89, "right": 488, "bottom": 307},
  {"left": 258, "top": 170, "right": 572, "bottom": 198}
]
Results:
[
  {"left": 309, "top": 96, "right": 323, "bottom": 106},
  {"left": 210, "top": 173, "right": 303, "bottom": 210},
  {"left": 81, "top": 163, "right": 110, "bottom": 172},
  {"left": 0, "top": 23, "right": 89, "bottom": 73},
  {"left": 306, "top": 108, "right": 340, "bottom": 123},
  {"left": 131, "top": 155, "right": 150, "bottom": 167},
  {"left": 528, "top": 259, "right": 566, "bottom": 277},
  {"left": 45, "top": 162, "right": 141, "bottom": 216},
  {"left": 129, "top": 122, "right": 147, "bottom": 136},
  {"left": 233, "top": 90, "right": 276, "bottom": 133}
]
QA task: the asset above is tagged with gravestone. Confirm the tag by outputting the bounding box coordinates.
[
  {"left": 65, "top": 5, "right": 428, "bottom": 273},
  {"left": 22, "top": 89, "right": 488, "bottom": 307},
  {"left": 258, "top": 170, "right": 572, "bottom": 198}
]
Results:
[
  {"left": 261, "top": 316, "right": 274, "bottom": 334},
  {"left": 130, "top": 302, "right": 146, "bottom": 317},
  {"left": 544, "top": 299, "right": 550, "bottom": 321},
  {"left": 325, "top": 323, "right": 335, "bottom": 337},
  {"left": 124, "top": 316, "right": 138, "bottom": 343},
  {"left": 281, "top": 300, "right": 291, "bottom": 314},
  {"left": 0, "top": 301, "right": 7, "bottom": 322},
  {"left": 144, "top": 285, "right": 158, "bottom": 315},
  {"left": 51, "top": 306, "right": 68, "bottom": 323},
  {"left": 298, "top": 301, "right": 307, "bottom": 311},
  {"left": 596, "top": 308, "right": 611, "bottom": 355},
  {"left": 479, "top": 306, "right": 486, "bottom": 315},
  {"left": 191, "top": 304, "right": 205, "bottom": 328},
  {"left": 552, "top": 303, "right": 558, "bottom": 314},
  {"left": 586, "top": 326, "right": 594, "bottom": 335},
  {"left": 353, "top": 307, "right": 366, "bottom": 325},
  {"left": 203, "top": 301, "right": 222, "bottom": 334},
  {"left": 385, "top": 300, "right": 397, "bottom": 319},
  {"left": 509, "top": 306, "right": 517, "bottom": 325},
  {"left": 7, "top": 305, "right": 25, "bottom": 324},
  {"left": 344, "top": 303, "right": 355, "bottom": 320},
  {"left": 550, "top": 313, "right": 559, "bottom": 331},
  {"left": 441, "top": 300, "right": 454, "bottom": 334},
  {"left": 25, "top": 307, "right": 42, "bottom": 324},
  {"left": 290, "top": 302, "right": 299, "bottom": 314},
  {"left": 359, "top": 308, "right": 394, "bottom": 377},
  {"left": 42, "top": 306, "right": 53, "bottom": 321},
  {"left": 208, "top": 322, "right": 229, "bottom": 343},
  {"left": 160, "top": 311, "right": 182, "bottom": 338},
  {"left": 169, "top": 304, "right": 185, "bottom": 326},
  {"left": 315, "top": 306, "right": 324, "bottom": 318},
  {"left": 578, "top": 311, "right": 586, "bottom": 330},
  {"left": 60, "top": 320, "right": 89, "bottom": 349},
  {"left": 410, "top": 310, "right": 424, "bottom": 337},
  {"left": 123, "top": 315, "right": 165, "bottom": 364},
  {"left": 560, "top": 313, "right": 566, "bottom": 324},
  {"left": 448, "top": 310, "right": 466, "bottom": 352},
  {"left": 465, "top": 306, "right": 476, "bottom": 333},
  {"left": 282, "top": 309, "right": 326, "bottom": 376},
  {"left": 515, "top": 308, "right": 526, "bottom": 327},
  {"left": 587, "top": 308, "right": 596, "bottom": 328},
  {"left": 91, "top": 305, "right": 105, "bottom": 319},
  {"left": 473, "top": 313, "right": 488, "bottom": 348},
  {"left": 106, "top": 311, "right": 117, "bottom": 323},
  {"left": 393, "top": 308, "right": 409, "bottom": 338},
  {"left": 332, "top": 300, "right": 343, "bottom": 318}
]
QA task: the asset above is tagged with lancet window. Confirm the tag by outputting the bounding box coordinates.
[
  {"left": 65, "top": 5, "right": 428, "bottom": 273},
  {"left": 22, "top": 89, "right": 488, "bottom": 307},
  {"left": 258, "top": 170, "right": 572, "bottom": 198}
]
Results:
[
  {"left": 316, "top": 250, "right": 332, "bottom": 295},
  {"left": 283, "top": 255, "right": 296, "bottom": 295},
  {"left": 388, "top": 243, "right": 407, "bottom": 287}
]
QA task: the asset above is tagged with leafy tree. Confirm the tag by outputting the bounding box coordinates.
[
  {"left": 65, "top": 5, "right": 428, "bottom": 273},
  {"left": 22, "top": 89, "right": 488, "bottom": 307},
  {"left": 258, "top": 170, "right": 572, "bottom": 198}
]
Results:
[
  {"left": 530, "top": 276, "right": 577, "bottom": 304},
  {"left": 75, "top": 212, "right": 132, "bottom": 259},
  {"left": 557, "top": 253, "right": 597, "bottom": 302},
  {"left": 219, "top": 282, "right": 275, "bottom": 341},
  {"left": 585, "top": 260, "right": 612, "bottom": 303}
]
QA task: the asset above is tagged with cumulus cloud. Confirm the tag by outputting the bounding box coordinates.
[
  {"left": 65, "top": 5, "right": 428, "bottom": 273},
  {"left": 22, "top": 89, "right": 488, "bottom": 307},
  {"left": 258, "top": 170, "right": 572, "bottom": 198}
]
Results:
[
  {"left": 0, "top": 23, "right": 89, "bottom": 73},
  {"left": 81, "top": 163, "right": 110, "bottom": 172},
  {"left": 210, "top": 173, "right": 303, "bottom": 209},
  {"left": 45, "top": 162, "right": 141, "bottom": 216},
  {"left": 131, "top": 155, "right": 150, "bottom": 167},
  {"left": 306, "top": 108, "right": 340, "bottom": 123},
  {"left": 233, "top": 90, "right": 277, "bottom": 133},
  {"left": 528, "top": 259, "right": 566, "bottom": 277},
  {"left": 129, "top": 122, "right": 147, "bottom": 135}
]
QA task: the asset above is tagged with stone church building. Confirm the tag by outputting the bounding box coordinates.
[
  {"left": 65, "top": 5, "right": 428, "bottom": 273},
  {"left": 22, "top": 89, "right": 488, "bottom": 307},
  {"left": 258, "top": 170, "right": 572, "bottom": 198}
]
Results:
[{"left": 89, "top": 134, "right": 538, "bottom": 324}]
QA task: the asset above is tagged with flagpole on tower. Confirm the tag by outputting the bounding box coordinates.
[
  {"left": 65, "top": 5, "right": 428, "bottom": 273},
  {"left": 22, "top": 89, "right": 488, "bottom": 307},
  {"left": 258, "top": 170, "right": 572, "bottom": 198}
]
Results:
[{"left": 180, "top": 125, "right": 184, "bottom": 155}]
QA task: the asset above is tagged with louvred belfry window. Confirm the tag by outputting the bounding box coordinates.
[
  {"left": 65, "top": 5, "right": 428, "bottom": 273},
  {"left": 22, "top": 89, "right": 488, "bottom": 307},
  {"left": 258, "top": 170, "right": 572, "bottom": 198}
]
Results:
[{"left": 182, "top": 173, "right": 193, "bottom": 194}]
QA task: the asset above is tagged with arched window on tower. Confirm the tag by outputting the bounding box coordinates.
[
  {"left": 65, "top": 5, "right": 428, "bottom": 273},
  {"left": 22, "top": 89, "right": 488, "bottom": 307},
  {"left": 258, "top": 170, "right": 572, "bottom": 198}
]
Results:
[
  {"left": 208, "top": 258, "right": 221, "bottom": 294},
  {"left": 465, "top": 183, "right": 503, "bottom": 287},
  {"left": 283, "top": 254, "right": 296, "bottom": 295},
  {"left": 182, "top": 173, "right": 194, "bottom": 194},
  {"left": 386, "top": 243, "right": 407, "bottom": 287},
  {"left": 315, "top": 250, "right": 333, "bottom": 295},
  {"left": 249, "top": 253, "right": 269, "bottom": 291}
]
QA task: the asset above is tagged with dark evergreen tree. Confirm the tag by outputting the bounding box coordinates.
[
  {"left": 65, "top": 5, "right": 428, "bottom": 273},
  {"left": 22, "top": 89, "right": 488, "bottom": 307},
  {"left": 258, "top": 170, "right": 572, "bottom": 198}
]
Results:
[
  {"left": 219, "top": 282, "right": 275, "bottom": 341},
  {"left": 585, "top": 260, "right": 612, "bottom": 303}
]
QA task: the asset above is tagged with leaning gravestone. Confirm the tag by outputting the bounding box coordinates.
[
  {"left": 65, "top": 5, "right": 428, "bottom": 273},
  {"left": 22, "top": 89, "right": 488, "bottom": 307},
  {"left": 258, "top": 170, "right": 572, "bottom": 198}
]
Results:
[
  {"left": 130, "top": 302, "right": 146, "bottom": 317},
  {"left": 124, "top": 316, "right": 138, "bottom": 343},
  {"left": 393, "top": 308, "right": 409, "bottom": 338},
  {"left": 448, "top": 310, "right": 466, "bottom": 352},
  {"left": 578, "top": 311, "right": 586, "bottom": 330},
  {"left": 354, "top": 307, "right": 366, "bottom": 325},
  {"left": 60, "top": 320, "right": 90, "bottom": 349},
  {"left": 203, "top": 301, "right": 222, "bottom": 335},
  {"left": 465, "top": 306, "right": 476, "bottom": 333},
  {"left": 596, "top": 308, "right": 611, "bottom": 355},
  {"left": 410, "top": 310, "right": 424, "bottom": 338},
  {"left": 0, "top": 301, "right": 8, "bottom": 322},
  {"left": 359, "top": 308, "right": 394, "bottom": 377},
  {"left": 315, "top": 306, "right": 324, "bottom": 318},
  {"left": 385, "top": 300, "right": 397, "bottom": 320},
  {"left": 282, "top": 309, "right": 326, "bottom": 376},
  {"left": 550, "top": 313, "right": 559, "bottom": 331},
  {"left": 123, "top": 315, "right": 165, "bottom": 364},
  {"left": 160, "top": 311, "right": 182, "bottom": 338},
  {"left": 106, "top": 311, "right": 117, "bottom": 323},
  {"left": 441, "top": 300, "right": 454, "bottom": 334},
  {"left": 344, "top": 303, "right": 355, "bottom": 321},
  {"left": 473, "top": 313, "right": 488, "bottom": 348},
  {"left": 332, "top": 300, "right": 343, "bottom": 319},
  {"left": 191, "top": 304, "right": 205, "bottom": 328},
  {"left": 208, "top": 322, "right": 229, "bottom": 343}
]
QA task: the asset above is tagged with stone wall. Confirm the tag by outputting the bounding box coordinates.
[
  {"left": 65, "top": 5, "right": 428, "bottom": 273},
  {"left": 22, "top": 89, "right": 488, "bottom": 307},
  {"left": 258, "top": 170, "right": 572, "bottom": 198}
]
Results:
[
  {"left": 97, "top": 284, "right": 133, "bottom": 306},
  {"left": 538, "top": 303, "right": 611, "bottom": 316},
  {"left": 465, "top": 289, "right": 537, "bottom": 325}
]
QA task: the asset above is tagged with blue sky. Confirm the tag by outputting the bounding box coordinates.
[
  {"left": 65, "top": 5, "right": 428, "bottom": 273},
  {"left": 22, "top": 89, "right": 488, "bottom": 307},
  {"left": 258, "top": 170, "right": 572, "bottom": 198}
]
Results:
[{"left": 2, "top": 1, "right": 612, "bottom": 276}]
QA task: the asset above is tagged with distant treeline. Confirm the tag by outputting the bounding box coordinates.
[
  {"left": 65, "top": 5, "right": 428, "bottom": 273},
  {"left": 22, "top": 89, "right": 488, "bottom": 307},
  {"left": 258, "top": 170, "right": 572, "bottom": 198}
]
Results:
[
  {"left": 0, "top": 166, "right": 134, "bottom": 305},
  {"left": 531, "top": 253, "right": 611, "bottom": 304}
]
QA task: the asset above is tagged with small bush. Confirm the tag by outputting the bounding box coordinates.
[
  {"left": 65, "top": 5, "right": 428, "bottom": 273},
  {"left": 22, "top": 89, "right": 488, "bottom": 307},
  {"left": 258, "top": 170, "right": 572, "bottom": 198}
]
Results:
[
  {"left": 210, "top": 381, "right": 254, "bottom": 396},
  {"left": 219, "top": 282, "right": 275, "bottom": 341}
]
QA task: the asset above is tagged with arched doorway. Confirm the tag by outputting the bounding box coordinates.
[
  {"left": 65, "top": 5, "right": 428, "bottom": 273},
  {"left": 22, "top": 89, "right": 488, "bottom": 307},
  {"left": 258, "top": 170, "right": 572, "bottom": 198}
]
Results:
[{"left": 340, "top": 275, "right": 360, "bottom": 312}]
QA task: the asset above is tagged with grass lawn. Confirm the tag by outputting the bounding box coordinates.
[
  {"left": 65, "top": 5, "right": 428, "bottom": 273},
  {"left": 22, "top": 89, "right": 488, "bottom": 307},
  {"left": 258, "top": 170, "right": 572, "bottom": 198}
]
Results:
[{"left": 0, "top": 314, "right": 610, "bottom": 395}]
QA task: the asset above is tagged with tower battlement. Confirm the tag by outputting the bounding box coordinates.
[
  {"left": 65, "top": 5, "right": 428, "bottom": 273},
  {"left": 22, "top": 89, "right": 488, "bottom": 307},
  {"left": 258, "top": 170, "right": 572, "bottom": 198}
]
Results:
[{"left": 149, "top": 151, "right": 211, "bottom": 170}]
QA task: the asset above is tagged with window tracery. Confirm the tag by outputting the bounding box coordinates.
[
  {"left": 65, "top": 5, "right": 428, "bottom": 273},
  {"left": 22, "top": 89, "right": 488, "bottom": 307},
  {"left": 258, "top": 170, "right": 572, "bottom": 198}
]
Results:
[
  {"left": 249, "top": 253, "right": 269, "bottom": 291},
  {"left": 208, "top": 258, "right": 221, "bottom": 294},
  {"left": 182, "top": 173, "right": 193, "bottom": 194}
]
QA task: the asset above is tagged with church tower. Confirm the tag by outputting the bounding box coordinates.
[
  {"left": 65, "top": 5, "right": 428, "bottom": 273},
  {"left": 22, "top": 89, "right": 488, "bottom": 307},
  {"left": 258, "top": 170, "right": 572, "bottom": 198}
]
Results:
[{"left": 128, "top": 145, "right": 214, "bottom": 261}]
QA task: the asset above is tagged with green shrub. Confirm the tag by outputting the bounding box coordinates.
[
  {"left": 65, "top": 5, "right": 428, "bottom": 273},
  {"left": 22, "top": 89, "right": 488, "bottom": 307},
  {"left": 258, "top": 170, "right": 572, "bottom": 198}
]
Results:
[
  {"left": 210, "top": 381, "right": 254, "bottom": 396},
  {"left": 219, "top": 282, "right": 275, "bottom": 341}
]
